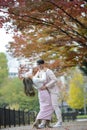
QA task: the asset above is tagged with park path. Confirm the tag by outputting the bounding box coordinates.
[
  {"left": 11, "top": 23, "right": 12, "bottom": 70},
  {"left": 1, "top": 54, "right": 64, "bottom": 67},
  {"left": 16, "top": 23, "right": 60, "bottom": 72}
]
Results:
[{"left": 1, "top": 120, "right": 87, "bottom": 130}]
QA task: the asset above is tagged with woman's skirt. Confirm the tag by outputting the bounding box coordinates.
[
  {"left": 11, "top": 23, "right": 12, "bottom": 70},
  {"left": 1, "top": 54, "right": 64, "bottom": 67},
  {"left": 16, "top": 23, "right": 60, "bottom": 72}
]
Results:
[{"left": 36, "top": 89, "right": 54, "bottom": 120}]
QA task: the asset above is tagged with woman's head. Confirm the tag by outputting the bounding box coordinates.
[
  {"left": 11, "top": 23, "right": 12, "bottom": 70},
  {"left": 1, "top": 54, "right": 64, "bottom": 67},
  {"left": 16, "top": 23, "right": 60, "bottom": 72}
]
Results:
[
  {"left": 32, "top": 67, "right": 38, "bottom": 75},
  {"left": 23, "top": 78, "right": 35, "bottom": 96}
]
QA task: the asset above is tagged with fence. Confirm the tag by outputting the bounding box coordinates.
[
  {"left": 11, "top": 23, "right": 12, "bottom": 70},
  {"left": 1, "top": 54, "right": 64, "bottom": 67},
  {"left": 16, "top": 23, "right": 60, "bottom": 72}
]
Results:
[
  {"left": 0, "top": 107, "right": 36, "bottom": 128},
  {"left": 0, "top": 107, "right": 78, "bottom": 128},
  {"left": 62, "top": 112, "right": 78, "bottom": 122}
]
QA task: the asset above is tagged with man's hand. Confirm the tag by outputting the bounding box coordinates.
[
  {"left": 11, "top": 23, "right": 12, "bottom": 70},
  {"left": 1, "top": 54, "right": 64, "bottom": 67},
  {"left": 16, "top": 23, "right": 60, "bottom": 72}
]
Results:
[{"left": 40, "top": 86, "right": 47, "bottom": 90}]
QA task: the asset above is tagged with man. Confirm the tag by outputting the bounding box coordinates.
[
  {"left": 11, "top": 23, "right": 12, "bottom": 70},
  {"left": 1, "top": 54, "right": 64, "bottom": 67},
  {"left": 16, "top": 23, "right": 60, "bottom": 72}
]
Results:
[{"left": 36, "top": 59, "right": 62, "bottom": 128}]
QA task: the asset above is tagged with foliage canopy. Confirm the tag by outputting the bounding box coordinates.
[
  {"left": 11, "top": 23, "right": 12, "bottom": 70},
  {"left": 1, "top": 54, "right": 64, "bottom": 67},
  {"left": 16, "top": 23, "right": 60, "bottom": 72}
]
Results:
[{"left": 0, "top": 0, "right": 87, "bottom": 72}]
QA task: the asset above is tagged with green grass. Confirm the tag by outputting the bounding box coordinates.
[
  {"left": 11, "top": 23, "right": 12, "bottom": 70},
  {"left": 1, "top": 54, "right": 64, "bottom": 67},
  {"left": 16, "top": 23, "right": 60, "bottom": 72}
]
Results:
[{"left": 77, "top": 115, "right": 87, "bottom": 119}]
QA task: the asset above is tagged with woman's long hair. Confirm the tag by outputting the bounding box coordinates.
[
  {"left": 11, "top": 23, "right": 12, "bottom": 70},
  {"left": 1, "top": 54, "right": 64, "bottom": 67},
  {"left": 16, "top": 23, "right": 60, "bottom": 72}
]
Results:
[{"left": 23, "top": 78, "right": 35, "bottom": 96}]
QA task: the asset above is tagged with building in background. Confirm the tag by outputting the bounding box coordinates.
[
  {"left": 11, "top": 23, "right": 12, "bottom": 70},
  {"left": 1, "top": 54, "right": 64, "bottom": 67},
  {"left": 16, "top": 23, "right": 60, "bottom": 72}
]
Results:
[
  {"left": 9, "top": 67, "right": 18, "bottom": 78},
  {"left": 7, "top": 56, "right": 19, "bottom": 78}
]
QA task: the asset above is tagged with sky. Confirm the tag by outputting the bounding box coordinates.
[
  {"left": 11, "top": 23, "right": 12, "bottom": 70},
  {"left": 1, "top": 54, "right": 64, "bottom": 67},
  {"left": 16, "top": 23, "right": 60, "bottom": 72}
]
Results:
[
  {"left": 0, "top": 9, "right": 19, "bottom": 71},
  {"left": 0, "top": 28, "right": 36, "bottom": 71},
  {"left": 0, "top": 28, "right": 13, "bottom": 53},
  {"left": 0, "top": 28, "right": 19, "bottom": 70}
]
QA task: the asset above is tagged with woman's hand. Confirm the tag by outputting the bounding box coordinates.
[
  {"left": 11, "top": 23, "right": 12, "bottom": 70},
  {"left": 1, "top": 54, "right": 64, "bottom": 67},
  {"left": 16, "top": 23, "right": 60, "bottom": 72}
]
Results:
[{"left": 28, "top": 75, "right": 33, "bottom": 79}]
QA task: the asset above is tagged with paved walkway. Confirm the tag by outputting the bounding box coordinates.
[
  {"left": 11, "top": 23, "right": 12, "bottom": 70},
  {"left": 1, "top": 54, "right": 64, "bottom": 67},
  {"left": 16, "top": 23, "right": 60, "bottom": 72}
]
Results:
[{"left": 1, "top": 121, "right": 87, "bottom": 130}]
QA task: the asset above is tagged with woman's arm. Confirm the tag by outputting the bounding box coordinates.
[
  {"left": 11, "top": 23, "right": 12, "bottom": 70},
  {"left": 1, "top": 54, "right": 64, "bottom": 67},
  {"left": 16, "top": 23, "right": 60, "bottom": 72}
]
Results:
[
  {"left": 32, "top": 71, "right": 46, "bottom": 89},
  {"left": 32, "top": 71, "right": 46, "bottom": 83}
]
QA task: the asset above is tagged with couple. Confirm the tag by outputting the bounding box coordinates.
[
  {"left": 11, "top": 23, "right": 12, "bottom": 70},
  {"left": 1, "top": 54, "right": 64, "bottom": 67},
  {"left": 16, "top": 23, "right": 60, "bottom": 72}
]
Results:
[{"left": 29, "top": 59, "right": 62, "bottom": 129}]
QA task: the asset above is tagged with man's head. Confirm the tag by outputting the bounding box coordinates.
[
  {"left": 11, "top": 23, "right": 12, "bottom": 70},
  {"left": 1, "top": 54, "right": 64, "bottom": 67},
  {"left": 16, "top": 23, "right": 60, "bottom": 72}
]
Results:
[{"left": 37, "top": 59, "right": 45, "bottom": 69}]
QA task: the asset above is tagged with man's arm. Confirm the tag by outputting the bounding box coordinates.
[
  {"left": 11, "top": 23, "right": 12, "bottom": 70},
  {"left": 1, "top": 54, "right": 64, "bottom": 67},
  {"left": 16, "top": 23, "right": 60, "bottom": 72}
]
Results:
[{"left": 45, "top": 69, "right": 57, "bottom": 88}]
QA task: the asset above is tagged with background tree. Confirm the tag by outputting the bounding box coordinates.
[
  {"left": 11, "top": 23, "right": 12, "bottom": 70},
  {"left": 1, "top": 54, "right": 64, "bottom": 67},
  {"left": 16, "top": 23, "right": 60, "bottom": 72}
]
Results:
[
  {"left": 0, "top": 53, "right": 8, "bottom": 86},
  {"left": 79, "top": 58, "right": 87, "bottom": 76},
  {"left": 67, "top": 69, "right": 85, "bottom": 109},
  {"left": 0, "top": 77, "right": 39, "bottom": 111}
]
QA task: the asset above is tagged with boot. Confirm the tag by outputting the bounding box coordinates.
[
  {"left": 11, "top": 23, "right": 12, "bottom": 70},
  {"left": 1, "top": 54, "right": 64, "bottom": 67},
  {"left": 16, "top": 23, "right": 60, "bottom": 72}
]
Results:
[
  {"left": 38, "top": 120, "right": 46, "bottom": 129},
  {"left": 46, "top": 120, "right": 52, "bottom": 128},
  {"left": 33, "top": 119, "right": 40, "bottom": 129}
]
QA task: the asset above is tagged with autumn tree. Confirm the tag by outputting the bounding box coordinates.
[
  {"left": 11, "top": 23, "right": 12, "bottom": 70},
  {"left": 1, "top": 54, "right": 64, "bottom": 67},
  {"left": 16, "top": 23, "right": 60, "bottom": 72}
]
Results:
[
  {"left": 0, "top": 0, "right": 87, "bottom": 72},
  {"left": 67, "top": 69, "right": 85, "bottom": 109}
]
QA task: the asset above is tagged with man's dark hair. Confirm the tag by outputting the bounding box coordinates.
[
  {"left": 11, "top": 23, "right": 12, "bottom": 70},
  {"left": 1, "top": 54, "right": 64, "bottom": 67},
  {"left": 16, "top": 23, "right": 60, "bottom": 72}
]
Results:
[{"left": 37, "top": 59, "right": 45, "bottom": 65}]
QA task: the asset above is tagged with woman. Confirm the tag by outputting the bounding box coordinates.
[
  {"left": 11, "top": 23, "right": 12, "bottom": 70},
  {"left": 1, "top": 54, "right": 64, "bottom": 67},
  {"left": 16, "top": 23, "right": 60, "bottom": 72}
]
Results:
[{"left": 28, "top": 67, "right": 54, "bottom": 129}]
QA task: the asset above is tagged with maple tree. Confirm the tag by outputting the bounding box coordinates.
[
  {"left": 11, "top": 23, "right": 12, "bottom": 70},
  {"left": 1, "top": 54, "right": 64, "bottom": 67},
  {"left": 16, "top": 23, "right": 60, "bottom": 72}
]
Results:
[{"left": 0, "top": 0, "right": 87, "bottom": 72}]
